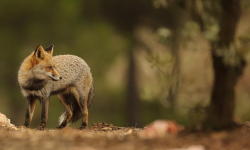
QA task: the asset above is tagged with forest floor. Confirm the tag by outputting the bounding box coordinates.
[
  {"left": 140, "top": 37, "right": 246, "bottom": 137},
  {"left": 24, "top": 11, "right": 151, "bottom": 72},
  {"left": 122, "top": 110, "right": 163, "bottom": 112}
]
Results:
[{"left": 0, "top": 123, "right": 250, "bottom": 150}]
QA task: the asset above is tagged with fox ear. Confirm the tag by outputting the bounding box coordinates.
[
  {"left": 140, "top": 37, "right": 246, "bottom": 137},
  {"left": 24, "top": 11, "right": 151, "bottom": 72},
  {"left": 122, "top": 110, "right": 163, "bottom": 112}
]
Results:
[
  {"left": 45, "top": 44, "right": 54, "bottom": 55},
  {"left": 34, "top": 45, "right": 46, "bottom": 59}
]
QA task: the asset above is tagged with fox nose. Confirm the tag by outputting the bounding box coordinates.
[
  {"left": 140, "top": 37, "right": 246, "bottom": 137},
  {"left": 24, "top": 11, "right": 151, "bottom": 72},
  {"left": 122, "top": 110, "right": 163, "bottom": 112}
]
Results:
[{"left": 59, "top": 76, "right": 62, "bottom": 80}]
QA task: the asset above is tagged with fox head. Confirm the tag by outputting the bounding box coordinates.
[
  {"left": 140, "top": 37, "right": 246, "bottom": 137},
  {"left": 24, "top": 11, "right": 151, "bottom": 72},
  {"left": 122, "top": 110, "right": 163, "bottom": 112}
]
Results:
[{"left": 31, "top": 45, "right": 62, "bottom": 81}]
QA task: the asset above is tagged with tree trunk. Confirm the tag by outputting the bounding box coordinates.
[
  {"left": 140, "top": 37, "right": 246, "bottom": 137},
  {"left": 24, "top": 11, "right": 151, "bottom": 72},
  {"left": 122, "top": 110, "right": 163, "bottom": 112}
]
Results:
[
  {"left": 205, "top": 51, "right": 245, "bottom": 129},
  {"left": 126, "top": 45, "right": 140, "bottom": 126},
  {"left": 204, "top": 0, "right": 245, "bottom": 130}
]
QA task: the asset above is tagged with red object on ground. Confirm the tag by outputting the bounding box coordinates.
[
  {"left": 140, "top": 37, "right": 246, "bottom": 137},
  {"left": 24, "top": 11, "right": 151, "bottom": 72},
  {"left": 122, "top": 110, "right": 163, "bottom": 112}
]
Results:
[{"left": 140, "top": 120, "right": 184, "bottom": 138}]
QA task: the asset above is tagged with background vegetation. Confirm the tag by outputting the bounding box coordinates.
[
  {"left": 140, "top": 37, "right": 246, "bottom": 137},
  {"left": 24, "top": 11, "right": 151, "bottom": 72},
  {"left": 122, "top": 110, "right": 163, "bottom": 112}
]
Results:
[{"left": 0, "top": 0, "right": 250, "bottom": 130}]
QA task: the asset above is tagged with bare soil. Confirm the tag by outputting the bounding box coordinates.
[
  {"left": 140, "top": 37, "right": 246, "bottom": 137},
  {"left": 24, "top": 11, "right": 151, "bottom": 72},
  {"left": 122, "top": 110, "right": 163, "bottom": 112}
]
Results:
[{"left": 0, "top": 123, "right": 250, "bottom": 150}]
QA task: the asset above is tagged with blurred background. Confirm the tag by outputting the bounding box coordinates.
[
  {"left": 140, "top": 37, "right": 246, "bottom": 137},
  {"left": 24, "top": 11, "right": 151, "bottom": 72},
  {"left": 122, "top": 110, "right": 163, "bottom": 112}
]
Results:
[{"left": 0, "top": 0, "right": 250, "bottom": 129}]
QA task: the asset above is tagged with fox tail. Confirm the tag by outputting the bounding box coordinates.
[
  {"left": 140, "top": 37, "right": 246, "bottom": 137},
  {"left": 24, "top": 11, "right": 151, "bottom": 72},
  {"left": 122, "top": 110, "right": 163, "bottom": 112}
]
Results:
[
  {"left": 58, "top": 85, "right": 94, "bottom": 125},
  {"left": 58, "top": 94, "right": 82, "bottom": 125}
]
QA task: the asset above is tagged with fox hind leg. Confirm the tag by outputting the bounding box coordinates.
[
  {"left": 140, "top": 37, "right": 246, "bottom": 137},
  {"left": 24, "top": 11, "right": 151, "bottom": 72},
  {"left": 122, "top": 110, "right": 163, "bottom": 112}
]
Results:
[
  {"left": 77, "top": 87, "right": 91, "bottom": 129},
  {"left": 81, "top": 95, "right": 88, "bottom": 129}
]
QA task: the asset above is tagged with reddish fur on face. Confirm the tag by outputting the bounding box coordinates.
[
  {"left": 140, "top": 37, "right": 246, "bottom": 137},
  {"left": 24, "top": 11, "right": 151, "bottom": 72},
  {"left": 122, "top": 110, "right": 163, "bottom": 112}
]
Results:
[
  {"left": 44, "top": 65, "right": 60, "bottom": 77},
  {"left": 21, "top": 46, "right": 60, "bottom": 77}
]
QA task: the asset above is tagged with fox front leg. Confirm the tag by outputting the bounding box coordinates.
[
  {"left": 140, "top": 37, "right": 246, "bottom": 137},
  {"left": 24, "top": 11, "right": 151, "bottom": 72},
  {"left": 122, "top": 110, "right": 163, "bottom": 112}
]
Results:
[
  {"left": 24, "top": 96, "right": 36, "bottom": 127},
  {"left": 38, "top": 98, "right": 49, "bottom": 130}
]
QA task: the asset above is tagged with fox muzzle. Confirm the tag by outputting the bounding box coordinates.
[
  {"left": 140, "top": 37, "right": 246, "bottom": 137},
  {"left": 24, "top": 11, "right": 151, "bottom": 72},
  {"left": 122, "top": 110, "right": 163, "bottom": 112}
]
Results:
[{"left": 47, "top": 72, "right": 62, "bottom": 81}]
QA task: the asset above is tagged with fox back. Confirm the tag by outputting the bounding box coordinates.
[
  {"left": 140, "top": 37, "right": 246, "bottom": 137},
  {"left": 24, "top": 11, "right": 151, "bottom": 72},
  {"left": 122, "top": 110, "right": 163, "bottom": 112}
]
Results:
[{"left": 48, "top": 55, "right": 91, "bottom": 94}]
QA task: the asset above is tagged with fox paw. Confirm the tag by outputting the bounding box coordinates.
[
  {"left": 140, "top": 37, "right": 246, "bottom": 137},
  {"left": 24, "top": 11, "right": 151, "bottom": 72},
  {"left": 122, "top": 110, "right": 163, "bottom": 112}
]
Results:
[
  {"left": 38, "top": 125, "right": 45, "bottom": 130},
  {"left": 79, "top": 126, "right": 86, "bottom": 130},
  {"left": 57, "top": 121, "right": 67, "bottom": 129},
  {"left": 79, "top": 122, "right": 88, "bottom": 129},
  {"left": 56, "top": 125, "right": 66, "bottom": 129}
]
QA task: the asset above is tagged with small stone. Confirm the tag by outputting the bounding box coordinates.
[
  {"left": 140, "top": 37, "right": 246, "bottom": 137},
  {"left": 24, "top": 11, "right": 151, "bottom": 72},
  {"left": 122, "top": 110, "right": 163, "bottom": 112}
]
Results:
[{"left": 0, "top": 113, "right": 17, "bottom": 130}]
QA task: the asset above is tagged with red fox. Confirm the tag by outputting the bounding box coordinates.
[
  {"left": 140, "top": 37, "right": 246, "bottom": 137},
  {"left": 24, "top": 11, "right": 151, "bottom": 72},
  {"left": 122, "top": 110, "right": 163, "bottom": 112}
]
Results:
[{"left": 18, "top": 45, "right": 94, "bottom": 129}]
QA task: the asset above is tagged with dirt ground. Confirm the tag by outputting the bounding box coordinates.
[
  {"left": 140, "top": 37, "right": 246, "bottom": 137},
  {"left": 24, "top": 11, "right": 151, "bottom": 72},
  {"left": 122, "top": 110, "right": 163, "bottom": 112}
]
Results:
[{"left": 0, "top": 123, "right": 250, "bottom": 150}]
